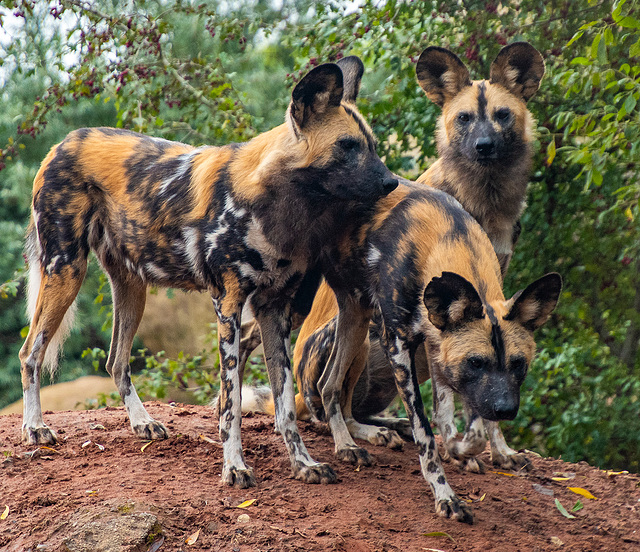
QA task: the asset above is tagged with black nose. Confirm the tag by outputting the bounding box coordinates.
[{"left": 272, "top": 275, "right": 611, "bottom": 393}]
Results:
[
  {"left": 475, "top": 137, "right": 495, "bottom": 156},
  {"left": 493, "top": 398, "right": 519, "bottom": 421},
  {"left": 382, "top": 177, "right": 398, "bottom": 195}
]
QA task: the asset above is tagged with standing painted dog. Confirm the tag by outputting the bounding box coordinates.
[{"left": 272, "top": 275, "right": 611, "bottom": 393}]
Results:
[{"left": 19, "top": 57, "right": 398, "bottom": 488}]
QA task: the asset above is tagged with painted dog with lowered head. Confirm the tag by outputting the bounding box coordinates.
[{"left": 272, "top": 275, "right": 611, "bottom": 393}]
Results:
[
  {"left": 345, "top": 41, "right": 548, "bottom": 472},
  {"left": 243, "top": 177, "right": 561, "bottom": 522}
]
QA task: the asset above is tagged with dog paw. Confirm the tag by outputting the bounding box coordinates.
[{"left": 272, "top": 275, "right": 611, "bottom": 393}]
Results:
[
  {"left": 445, "top": 436, "right": 486, "bottom": 462},
  {"left": 336, "top": 445, "right": 372, "bottom": 466},
  {"left": 388, "top": 419, "right": 413, "bottom": 441},
  {"left": 132, "top": 421, "right": 169, "bottom": 441},
  {"left": 454, "top": 456, "right": 486, "bottom": 474},
  {"left": 292, "top": 462, "right": 337, "bottom": 484},
  {"left": 369, "top": 428, "right": 404, "bottom": 450},
  {"left": 492, "top": 451, "right": 531, "bottom": 471},
  {"left": 222, "top": 466, "right": 256, "bottom": 488},
  {"left": 435, "top": 496, "right": 474, "bottom": 524},
  {"left": 22, "top": 425, "right": 58, "bottom": 445}
]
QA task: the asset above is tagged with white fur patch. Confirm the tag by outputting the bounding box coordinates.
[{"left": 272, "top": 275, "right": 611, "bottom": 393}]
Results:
[
  {"left": 145, "top": 262, "right": 169, "bottom": 281},
  {"left": 159, "top": 151, "right": 196, "bottom": 196},
  {"left": 181, "top": 226, "right": 204, "bottom": 283},
  {"left": 367, "top": 246, "right": 381, "bottom": 268},
  {"left": 22, "top": 382, "right": 45, "bottom": 428},
  {"left": 447, "top": 298, "right": 468, "bottom": 324},
  {"left": 205, "top": 221, "right": 230, "bottom": 255},
  {"left": 224, "top": 194, "right": 247, "bottom": 218}
]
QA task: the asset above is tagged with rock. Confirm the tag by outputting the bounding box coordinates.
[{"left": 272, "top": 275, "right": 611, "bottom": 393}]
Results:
[{"left": 62, "top": 512, "right": 162, "bottom": 552}]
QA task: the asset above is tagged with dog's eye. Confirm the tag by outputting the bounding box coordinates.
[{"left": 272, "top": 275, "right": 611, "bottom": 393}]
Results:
[
  {"left": 467, "top": 356, "right": 485, "bottom": 369},
  {"left": 339, "top": 138, "right": 360, "bottom": 152},
  {"left": 458, "top": 113, "right": 471, "bottom": 123},
  {"left": 510, "top": 356, "right": 528, "bottom": 376},
  {"left": 495, "top": 108, "right": 511, "bottom": 121}
]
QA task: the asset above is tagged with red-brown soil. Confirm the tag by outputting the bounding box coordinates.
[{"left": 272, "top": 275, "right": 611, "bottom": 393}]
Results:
[{"left": 1, "top": 403, "right": 639, "bottom": 551}]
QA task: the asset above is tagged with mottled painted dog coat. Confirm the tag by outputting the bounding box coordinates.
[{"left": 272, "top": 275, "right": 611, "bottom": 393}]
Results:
[
  {"left": 245, "top": 179, "right": 561, "bottom": 522},
  {"left": 19, "top": 57, "right": 397, "bottom": 488}
]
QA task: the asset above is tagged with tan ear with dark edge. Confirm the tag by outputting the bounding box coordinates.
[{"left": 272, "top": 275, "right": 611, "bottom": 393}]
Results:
[
  {"left": 424, "top": 271, "right": 484, "bottom": 332},
  {"left": 289, "top": 63, "right": 344, "bottom": 131},
  {"left": 336, "top": 56, "right": 364, "bottom": 103},
  {"left": 505, "top": 272, "right": 562, "bottom": 331},
  {"left": 416, "top": 46, "right": 471, "bottom": 107},
  {"left": 489, "top": 42, "right": 545, "bottom": 102}
]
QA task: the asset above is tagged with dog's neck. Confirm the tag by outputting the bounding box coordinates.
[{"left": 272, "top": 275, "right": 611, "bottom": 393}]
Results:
[{"left": 417, "top": 148, "right": 532, "bottom": 242}]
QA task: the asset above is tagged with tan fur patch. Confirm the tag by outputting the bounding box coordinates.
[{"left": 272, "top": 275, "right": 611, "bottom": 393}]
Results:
[{"left": 190, "top": 146, "right": 234, "bottom": 220}]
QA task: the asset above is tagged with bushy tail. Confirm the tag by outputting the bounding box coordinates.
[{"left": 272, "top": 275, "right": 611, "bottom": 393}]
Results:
[
  {"left": 240, "top": 386, "right": 276, "bottom": 415},
  {"left": 24, "top": 226, "right": 77, "bottom": 378},
  {"left": 210, "top": 385, "right": 276, "bottom": 416},
  {"left": 210, "top": 385, "right": 311, "bottom": 420}
]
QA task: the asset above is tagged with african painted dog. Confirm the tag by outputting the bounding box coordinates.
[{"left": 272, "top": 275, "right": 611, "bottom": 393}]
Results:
[
  {"left": 415, "top": 41, "right": 544, "bottom": 276},
  {"left": 243, "top": 179, "right": 561, "bottom": 522},
  {"left": 241, "top": 43, "right": 548, "bottom": 473},
  {"left": 19, "top": 56, "right": 398, "bottom": 488},
  {"left": 346, "top": 42, "right": 547, "bottom": 472}
]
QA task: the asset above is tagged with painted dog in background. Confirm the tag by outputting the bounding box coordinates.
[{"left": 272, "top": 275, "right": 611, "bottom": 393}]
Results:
[
  {"left": 244, "top": 178, "right": 561, "bottom": 522},
  {"left": 415, "top": 41, "right": 544, "bottom": 276},
  {"left": 19, "top": 57, "right": 398, "bottom": 488}
]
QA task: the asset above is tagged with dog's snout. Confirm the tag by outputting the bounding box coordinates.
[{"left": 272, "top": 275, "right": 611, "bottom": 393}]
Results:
[
  {"left": 475, "top": 137, "right": 495, "bottom": 156},
  {"left": 382, "top": 177, "right": 399, "bottom": 195},
  {"left": 492, "top": 397, "right": 519, "bottom": 421}
]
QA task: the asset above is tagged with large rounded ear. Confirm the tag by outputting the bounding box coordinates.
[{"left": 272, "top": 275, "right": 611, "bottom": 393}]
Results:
[
  {"left": 336, "top": 55, "right": 364, "bottom": 103},
  {"left": 424, "top": 272, "right": 484, "bottom": 332},
  {"left": 489, "top": 42, "right": 545, "bottom": 102},
  {"left": 505, "top": 272, "right": 562, "bottom": 331},
  {"left": 289, "top": 63, "right": 344, "bottom": 132},
  {"left": 416, "top": 46, "right": 471, "bottom": 108}
]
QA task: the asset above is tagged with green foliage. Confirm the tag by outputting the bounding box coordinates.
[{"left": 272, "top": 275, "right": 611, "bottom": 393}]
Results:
[
  {"left": 0, "top": 0, "right": 638, "bottom": 471},
  {"left": 508, "top": 339, "right": 640, "bottom": 472}
]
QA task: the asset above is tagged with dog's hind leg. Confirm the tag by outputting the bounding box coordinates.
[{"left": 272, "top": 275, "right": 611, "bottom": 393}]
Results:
[
  {"left": 20, "top": 261, "right": 86, "bottom": 445},
  {"left": 255, "top": 302, "right": 337, "bottom": 484},
  {"left": 317, "top": 296, "right": 374, "bottom": 466},
  {"left": 238, "top": 319, "right": 262, "bottom": 376},
  {"left": 106, "top": 271, "right": 168, "bottom": 440},
  {"left": 344, "top": 336, "right": 404, "bottom": 450}
]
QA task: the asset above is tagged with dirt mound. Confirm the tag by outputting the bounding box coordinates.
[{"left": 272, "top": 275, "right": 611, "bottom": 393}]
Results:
[{"left": 1, "top": 403, "right": 638, "bottom": 551}]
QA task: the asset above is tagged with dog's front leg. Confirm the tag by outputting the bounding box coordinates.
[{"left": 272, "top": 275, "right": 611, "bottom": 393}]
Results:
[
  {"left": 382, "top": 330, "right": 474, "bottom": 524},
  {"left": 255, "top": 303, "right": 337, "bottom": 484},
  {"left": 432, "top": 382, "right": 486, "bottom": 473},
  {"left": 485, "top": 420, "right": 530, "bottom": 470},
  {"left": 212, "top": 293, "right": 255, "bottom": 488}
]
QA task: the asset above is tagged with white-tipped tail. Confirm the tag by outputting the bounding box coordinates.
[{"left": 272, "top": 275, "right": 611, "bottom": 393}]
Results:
[
  {"left": 241, "top": 386, "right": 274, "bottom": 414},
  {"left": 210, "top": 385, "right": 274, "bottom": 415},
  {"left": 25, "top": 229, "right": 77, "bottom": 378}
]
